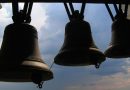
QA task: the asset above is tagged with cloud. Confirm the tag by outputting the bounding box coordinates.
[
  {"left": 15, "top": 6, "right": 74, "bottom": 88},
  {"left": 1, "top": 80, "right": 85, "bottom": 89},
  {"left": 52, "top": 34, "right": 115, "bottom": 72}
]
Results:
[
  {"left": 64, "top": 72, "right": 130, "bottom": 90},
  {"left": 0, "top": 3, "right": 48, "bottom": 46},
  {"left": 84, "top": 4, "right": 113, "bottom": 51},
  {"left": 37, "top": 3, "right": 130, "bottom": 77},
  {"left": 0, "top": 4, "right": 12, "bottom": 46},
  {"left": 81, "top": 73, "right": 130, "bottom": 90},
  {"left": 0, "top": 3, "right": 48, "bottom": 31},
  {"left": 13, "top": 3, "right": 130, "bottom": 90},
  {"left": 0, "top": 3, "right": 130, "bottom": 90},
  {"left": 61, "top": 58, "right": 130, "bottom": 90},
  {"left": 30, "top": 3, "right": 48, "bottom": 31},
  {"left": 37, "top": 4, "right": 68, "bottom": 65}
]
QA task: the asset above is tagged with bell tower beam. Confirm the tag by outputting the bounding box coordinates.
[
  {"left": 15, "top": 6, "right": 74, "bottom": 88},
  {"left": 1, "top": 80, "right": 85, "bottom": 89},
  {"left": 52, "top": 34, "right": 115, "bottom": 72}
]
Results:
[{"left": 0, "top": 0, "right": 130, "bottom": 4}]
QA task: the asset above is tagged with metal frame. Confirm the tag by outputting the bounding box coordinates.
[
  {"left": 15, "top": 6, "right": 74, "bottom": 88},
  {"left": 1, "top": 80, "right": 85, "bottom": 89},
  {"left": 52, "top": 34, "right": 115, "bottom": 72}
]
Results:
[{"left": 0, "top": 0, "right": 130, "bottom": 4}]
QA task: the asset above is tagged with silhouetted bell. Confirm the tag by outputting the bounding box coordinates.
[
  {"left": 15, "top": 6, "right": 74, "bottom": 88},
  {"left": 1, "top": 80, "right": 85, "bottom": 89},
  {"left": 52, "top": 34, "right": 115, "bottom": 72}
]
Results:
[
  {"left": 0, "top": 23, "right": 53, "bottom": 85},
  {"left": 104, "top": 13, "right": 130, "bottom": 58},
  {"left": 54, "top": 10, "right": 105, "bottom": 68}
]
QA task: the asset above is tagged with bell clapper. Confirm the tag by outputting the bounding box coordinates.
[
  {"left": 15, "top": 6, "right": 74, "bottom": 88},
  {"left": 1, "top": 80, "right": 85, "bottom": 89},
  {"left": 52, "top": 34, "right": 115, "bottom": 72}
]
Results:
[
  {"left": 95, "top": 63, "right": 100, "bottom": 69},
  {"left": 37, "top": 81, "right": 44, "bottom": 89},
  {"left": 31, "top": 72, "right": 44, "bottom": 88}
]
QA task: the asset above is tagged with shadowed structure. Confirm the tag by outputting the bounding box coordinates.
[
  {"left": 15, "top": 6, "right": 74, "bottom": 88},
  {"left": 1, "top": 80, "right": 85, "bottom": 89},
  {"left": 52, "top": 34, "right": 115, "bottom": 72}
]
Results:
[
  {"left": 54, "top": 11, "right": 105, "bottom": 68},
  {"left": 0, "top": 23, "right": 53, "bottom": 85}
]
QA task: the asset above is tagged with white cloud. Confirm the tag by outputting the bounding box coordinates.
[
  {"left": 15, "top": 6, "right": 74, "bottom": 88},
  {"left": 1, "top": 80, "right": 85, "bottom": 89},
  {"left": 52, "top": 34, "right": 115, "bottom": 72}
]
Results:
[
  {"left": 0, "top": 3, "right": 48, "bottom": 31},
  {"left": 0, "top": 3, "right": 49, "bottom": 46},
  {"left": 0, "top": 8, "right": 10, "bottom": 18},
  {"left": 0, "top": 4, "right": 12, "bottom": 26},
  {"left": 30, "top": 3, "right": 48, "bottom": 31},
  {"left": 65, "top": 72, "right": 130, "bottom": 90},
  {"left": 64, "top": 59, "right": 130, "bottom": 90},
  {"left": 0, "top": 4, "right": 12, "bottom": 47}
]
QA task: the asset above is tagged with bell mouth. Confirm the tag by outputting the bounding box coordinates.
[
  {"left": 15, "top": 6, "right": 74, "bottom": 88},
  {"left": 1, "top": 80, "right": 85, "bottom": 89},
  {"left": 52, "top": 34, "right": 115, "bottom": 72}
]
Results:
[
  {"left": 54, "top": 48, "right": 105, "bottom": 66},
  {"left": 104, "top": 44, "right": 130, "bottom": 58},
  {"left": 0, "top": 23, "right": 53, "bottom": 82},
  {"left": 0, "top": 60, "right": 53, "bottom": 82},
  {"left": 0, "top": 69, "right": 53, "bottom": 82}
]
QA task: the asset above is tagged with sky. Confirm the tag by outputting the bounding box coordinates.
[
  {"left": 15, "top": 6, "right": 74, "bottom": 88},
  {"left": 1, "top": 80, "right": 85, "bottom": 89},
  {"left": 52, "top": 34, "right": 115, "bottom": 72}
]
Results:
[{"left": 0, "top": 3, "right": 130, "bottom": 90}]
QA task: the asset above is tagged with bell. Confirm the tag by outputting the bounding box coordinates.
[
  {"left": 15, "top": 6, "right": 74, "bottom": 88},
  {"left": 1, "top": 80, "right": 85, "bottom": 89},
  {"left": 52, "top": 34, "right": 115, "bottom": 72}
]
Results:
[
  {"left": 104, "top": 14, "right": 130, "bottom": 58},
  {"left": 0, "top": 23, "right": 53, "bottom": 84},
  {"left": 54, "top": 11, "right": 105, "bottom": 67}
]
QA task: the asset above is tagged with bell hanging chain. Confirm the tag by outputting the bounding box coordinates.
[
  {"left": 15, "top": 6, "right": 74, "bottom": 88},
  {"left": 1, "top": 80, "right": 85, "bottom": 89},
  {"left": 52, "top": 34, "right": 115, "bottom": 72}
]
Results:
[
  {"left": 113, "top": 4, "right": 119, "bottom": 14},
  {"left": 12, "top": 0, "right": 33, "bottom": 23},
  {"left": 68, "top": 3, "right": 75, "bottom": 14},
  {"left": 63, "top": 3, "right": 71, "bottom": 20},
  {"left": 80, "top": 2, "right": 86, "bottom": 17},
  {"left": 119, "top": 4, "right": 123, "bottom": 13},
  {"left": 63, "top": 2, "right": 86, "bottom": 20},
  {"left": 105, "top": 3, "right": 129, "bottom": 21},
  {"left": 105, "top": 4, "right": 114, "bottom": 21},
  {"left": 124, "top": 4, "right": 128, "bottom": 17},
  {"left": 12, "top": 0, "right": 19, "bottom": 22}
]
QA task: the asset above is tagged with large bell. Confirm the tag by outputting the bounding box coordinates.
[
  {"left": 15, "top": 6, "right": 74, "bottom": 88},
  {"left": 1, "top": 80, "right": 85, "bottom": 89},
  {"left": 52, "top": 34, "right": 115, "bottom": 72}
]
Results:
[
  {"left": 104, "top": 14, "right": 130, "bottom": 58},
  {"left": 54, "top": 11, "right": 105, "bottom": 67},
  {"left": 0, "top": 23, "right": 53, "bottom": 84}
]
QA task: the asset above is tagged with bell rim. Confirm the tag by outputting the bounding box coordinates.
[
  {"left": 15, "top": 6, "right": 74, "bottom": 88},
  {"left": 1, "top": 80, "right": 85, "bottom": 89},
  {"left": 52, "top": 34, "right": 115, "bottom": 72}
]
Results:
[
  {"left": 104, "top": 44, "right": 130, "bottom": 58},
  {"left": 0, "top": 59, "right": 53, "bottom": 82},
  {"left": 54, "top": 48, "right": 105, "bottom": 66},
  {"left": 0, "top": 68, "right": 53, "bottom": 82}
]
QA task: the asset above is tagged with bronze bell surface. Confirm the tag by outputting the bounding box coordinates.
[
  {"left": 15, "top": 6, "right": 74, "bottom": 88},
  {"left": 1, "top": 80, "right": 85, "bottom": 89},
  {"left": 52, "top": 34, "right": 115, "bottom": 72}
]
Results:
[
  {"left": 104, "top": 15, "right": 130, "bottom": 58},
  {"left": 54, "top": 11, "right": 105, "bottom": 67},
  {"left": 0, "top": 23, "right": 53, "bottom": 83}
]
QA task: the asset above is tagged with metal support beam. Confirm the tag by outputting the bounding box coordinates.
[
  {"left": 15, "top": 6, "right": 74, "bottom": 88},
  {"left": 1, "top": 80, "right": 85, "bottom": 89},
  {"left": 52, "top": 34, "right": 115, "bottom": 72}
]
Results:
[{"left": 0, "top": 0, "right": 130, "bottom": 4}]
